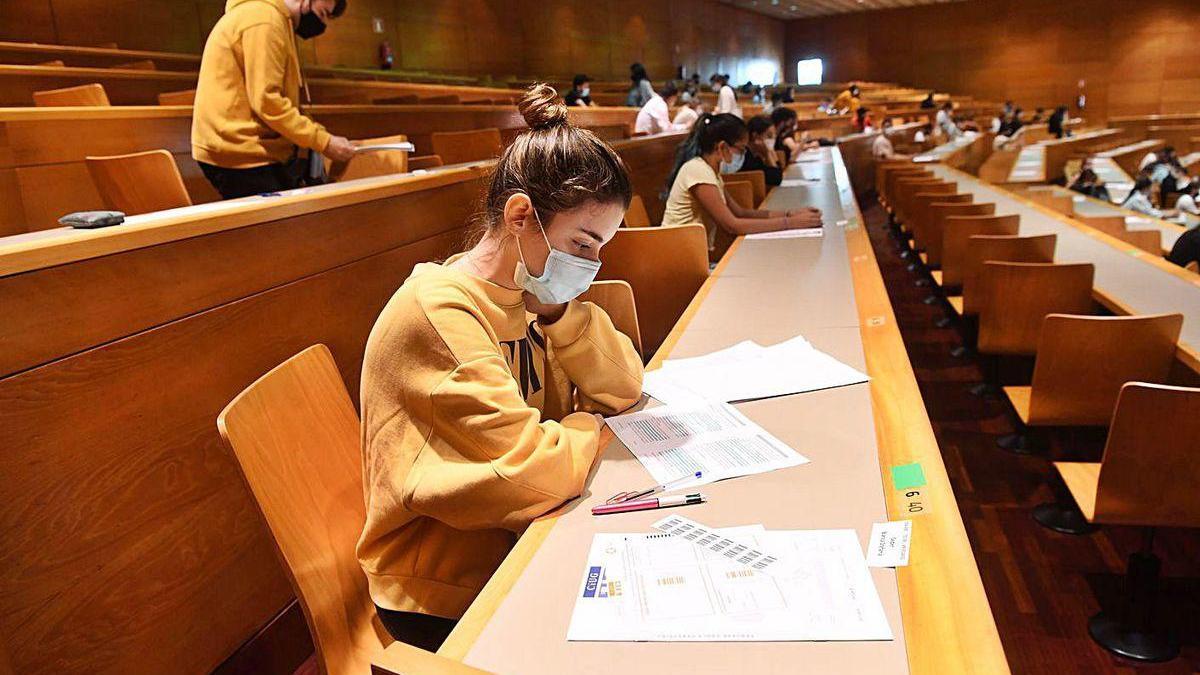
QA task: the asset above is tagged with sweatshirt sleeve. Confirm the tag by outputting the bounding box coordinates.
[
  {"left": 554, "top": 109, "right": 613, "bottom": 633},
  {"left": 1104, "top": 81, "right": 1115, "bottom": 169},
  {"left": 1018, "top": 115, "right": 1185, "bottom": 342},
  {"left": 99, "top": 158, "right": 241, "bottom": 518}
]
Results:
[
  {"left": 240, "top": 22, "right": 332, "bottom": 152},
  {"left": 411, "top": 302, "right": 604, "bottom": 533},
  {"left": 539, "top": 300, "right": 644, "bottom": 415}
]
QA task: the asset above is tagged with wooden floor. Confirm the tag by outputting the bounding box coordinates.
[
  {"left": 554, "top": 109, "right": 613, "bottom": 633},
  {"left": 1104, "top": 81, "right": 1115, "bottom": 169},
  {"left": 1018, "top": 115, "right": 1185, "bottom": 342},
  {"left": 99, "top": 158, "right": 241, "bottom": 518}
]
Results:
[{"left": 862, "top": 201, "right": 1200, "bottom": 674}]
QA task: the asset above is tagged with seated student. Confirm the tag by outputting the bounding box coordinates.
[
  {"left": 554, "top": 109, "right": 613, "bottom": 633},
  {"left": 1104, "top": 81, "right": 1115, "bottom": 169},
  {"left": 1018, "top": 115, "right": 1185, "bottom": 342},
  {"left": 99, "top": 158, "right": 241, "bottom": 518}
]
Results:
[
  {"left": 1138, "top": 146, "right": 1162, "bottom": 171},
  {"left": 672, "top": 98, "right": 703, "bottom": 131},
  {"left": 743, "top": 115, "right": 784, "bottom": 186},
  {"left": 358, "top": 84, "right": 643, "bottom": 652},
  {"left": 1146, "top": 146, "right": 1189, "bottom": 207},
  {"left": 1174, "top": 180, "right": 1200, "bottom": 225},
  {"left": 833, "top": 83, "right": 860, "bottom": 114},
  {"left": 1047, "top": 105, "right": 1069, "bottom": 139},
  {"left": 634, "top": 81, "right": 679, "bottom": 135},
  {"left": 679, "top": 73, "right": 701, "bottom": 103},
  {"left": 998, "top": 107, "right": 1024, "bottom": 137},
  {"left": 1167, "top": 223, "right": 1200, "bottom": 269},
  {"left": 1121, "top": 175, "right": 1168, "bottom": 218},
  {"left": 781, "top": 86, "right": 795, "bottom": 104},
  {"left": 564, "top": 74, "right": 593, "bottom": 107},
  {"left": 770, "top": 106, "right": 802, "bottom": 162},
  {"left": 763, "top": 90, "right": 783, "bottom": 115},
  {"left": 1068, "top": 168, "right": 1112, "bottom": 202},
  {"left": 661, "top": 113, "right": 822, "bottom": 256},
  {"left": 852, "top": 106, "right": 874, "bottom": 133},
  {"left": 626, "top": 62, "right": 653, "bottom": 108},
  {"left": 921, "top": 92, "right": 936, "bottom": 109},
  {"left": 913, "top": 122, "right": 931, "bottom": 146},
  {"left": 816, "top": 96, "right": 835, "bottom": 115},
  {"left": 936, "top": 101, "right": 963, "bottom": 139},
  {"left": 872, "top": 119, "right": 910, "bottom": 161},
  {"left": 714, "top": 74, "right": 741, "bottom": 118},
  {"left": 1030, "top": 107, "right": 1046, "bottom": 123}
]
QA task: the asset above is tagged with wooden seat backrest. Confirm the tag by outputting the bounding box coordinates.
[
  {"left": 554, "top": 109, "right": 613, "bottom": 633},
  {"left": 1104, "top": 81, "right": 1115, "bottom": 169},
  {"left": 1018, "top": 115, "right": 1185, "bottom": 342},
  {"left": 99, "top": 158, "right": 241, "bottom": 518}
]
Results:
[
  {"left": 407, "top": 154, "right": 444, "bottom": 171},
  {"left": 113, "top": 59, "right": 156, "bottom": 70},
  {"left": 1076, "top": 215, "right": 1127, "bottom": 236},
  {"left": 729, "top": 169, "right": 766, "bottom": 207},
  {"left": 85, "top": 149, "right": 193, "bottom": 215},
  {"left": 940, "top": 214, "right": 1020, "bottom": 288},
  {"left": 216, "top": 344, "right": 391, "bottom": 675},
  {"left": 977, "top": 261, "right": 1094, "bottom": 356},
  {"left": 874, "top": 160, "right": 916, "bottom": 202},
  {"left": 1114, "top": 228, "right": 1162, "bottom": 255},
  {"left": 578, "top": 280, "right": 643, "bottom": 358},
  {"left": 623, "top": 194, "right": 652, "bottom": 228},
  {"left": 1024, "top": 189, "right": 1075, "bottom": 216},
  {"left": 375, "top": 94, "right": 420, "bottom": 104},
  {"left": 925, "top": 202, "right": 996, "bottom": 266},
  {"left": 328, "top": 134, "right": 409, "bottom": 182},
  {"left": 1026, "top": 313, "right": 1183, "bottom": 426},
  {"left": 893, "top": 177, "right": 944, "bottom": 222},
  {"left": 37, "top": 59, "right": 65, "bottom": 67},
  {"left": 596, "top": 224, "right": 709, "bottom": 360},
  {"left": 33, "top": 82, "right": 110, "bottom": 106},
  {"left": 1093, "top": 383, "right": 1200, "bottom": 527},
  {"left": 156, "top": 89, "right": 196, "bottom": 105},
  {"left": 420, "top": 94, "right": 461, "bottom": 104},
  {"left": 909, "top": 190, "right": 969, "bottom": 250},
  {"left": 430, "top": 127, "right": 502, "bottom": 165},
  {"left": 724, "top": 179, "right": 755, "bottom": 210},
  {"left": 883, "top": 168, "right": 929, "bottom": 208},
  {"left": 962, "top": 234, "right": 1057, "bottom": 315},
  {"left": 1186, "top": 260, "right": 1199, "bottom": 273}
]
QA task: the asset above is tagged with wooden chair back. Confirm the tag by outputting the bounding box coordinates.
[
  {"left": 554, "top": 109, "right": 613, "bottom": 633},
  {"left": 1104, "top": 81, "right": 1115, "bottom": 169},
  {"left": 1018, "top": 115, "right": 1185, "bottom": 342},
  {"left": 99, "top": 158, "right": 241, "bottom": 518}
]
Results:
[
  {"left": 577, "top": 280, "right": 643, "bottom": 358},
  {"left": 881, "top": 166, "right": 928, "bottom": 208},
  {"left": 113, "top": 59, "right": 156, "bottom": 70},
  {"left": 85, "top": 149, "right": 193, "bottom": 215},
  {"left": 893, "top": 177, "right": 945, "bottom": 224},
  {"left": 874, "top": 160, "right": 917, "bottom": 204},
  {"left": 729, "top": 170, "right": 767, "bottom": 207},
  {"left": 1186, "top": 260, "right": 1199, "bottom": 273},
  {"left": 376, "top": 94, "right": 420, "bottom": 104},
  {"left": 1024, "top": 189, "right": 1075, "bottom": 216},
  {"left": 1077, "top": 215, "right": 1126, "bottom": 237},
  {"left": 420, "top": 94, "right": 461, "bottom": 105},
  {"left": 216, "top": 345, "right": 391, "bottom": 675},
  {"left": 33, "top": 82, "right": 110, "bottom": 106},
  {"left": 925, "top": 202, "right": 996, "bottom": 266},
  {"left": 1092, "top": 383, "right": 1200, "bottom": 527},
  {"left": 430, "top": 127, "right": 502, "bottom": 165},
  {"left": 36, "top": 59, "right": 65, "bottom": 67},
  {"left": 909, "top": 190, "right": 969, "bottom": 250},
  {"left": 940, "top": 214, "right": 1020, "bottom": 288},
  {"left": 977, "top": 261, "right": 1094, "bottom": 356},
  {"left": 1025, "top": 313, "right": 1183, "bottom": 426},
  {"left": 623, "top": 194, "right": 652, "bottom": 228},
  {"left": 597, "top": 224, "right": 709, "bottom": 360},
  {"left": 962, "top": 234, "right": 1056, "bottom": 315},
  {"left": 1114, "top": 228, "right": 1162, "bottom": 255},
  {"left": 407, "top": 154, "right": 444, "bottom": 171},
  {"left": 157, "top": 89, "right": 196, "bottom": 105},
  {"left": 327, "top": 134, "right": 409, "bottom": 182},
  {"left": 724, "top": 180, "right": 755, "bottom": 210}
]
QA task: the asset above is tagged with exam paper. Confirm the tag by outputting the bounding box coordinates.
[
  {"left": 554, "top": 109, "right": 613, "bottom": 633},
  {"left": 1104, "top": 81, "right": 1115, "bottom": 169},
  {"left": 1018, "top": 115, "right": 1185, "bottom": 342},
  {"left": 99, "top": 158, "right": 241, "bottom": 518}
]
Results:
[
  {"left": 745, "top": 227, "right": 824, "bottom": 239},
  {"left": 866, "top": 521, "right": 912, "bottom": 568},
  {"left": 780, "top": 177, "right": 820, "bottom": 186},
  {"left": 606, "top": 402, "right": 809, "bottom": 488},
  {"left": 354, "top": 142, "right": 415, "bottom": 153},
  {"left": 566, "top": 526, "right": 893, "bottom": 642},
  {"left": 642, "top": 336, "right": 870, "bottom": 406}
]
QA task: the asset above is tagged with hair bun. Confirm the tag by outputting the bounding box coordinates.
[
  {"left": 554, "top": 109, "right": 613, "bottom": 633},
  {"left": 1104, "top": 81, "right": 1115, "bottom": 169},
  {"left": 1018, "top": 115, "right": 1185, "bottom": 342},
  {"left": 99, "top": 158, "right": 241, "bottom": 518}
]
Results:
[{"left": 519, "top": 83, "right": 570, "bottom": 130}]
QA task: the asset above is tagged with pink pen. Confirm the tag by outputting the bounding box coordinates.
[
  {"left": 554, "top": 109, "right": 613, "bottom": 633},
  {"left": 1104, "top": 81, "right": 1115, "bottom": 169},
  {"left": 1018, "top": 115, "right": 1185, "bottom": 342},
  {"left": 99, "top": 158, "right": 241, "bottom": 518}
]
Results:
[{"left": 591, "top": 493, "right": 706, "bottom": 516}]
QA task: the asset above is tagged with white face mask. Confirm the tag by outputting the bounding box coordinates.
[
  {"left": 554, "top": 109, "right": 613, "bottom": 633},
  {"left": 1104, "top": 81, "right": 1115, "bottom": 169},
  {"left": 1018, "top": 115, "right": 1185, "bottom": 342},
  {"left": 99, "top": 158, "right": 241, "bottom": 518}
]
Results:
[
  {"left": 711, "top": 83, "right": 721, "bottom": 92},
  {"left": 580, "top": 86, "right": 590, "bottom": 97},
  {"left": 719, "top": 146, "right": 746, "bottom": 174},
  {"left": 513, "top": 205, "right": 601, "bottom": 304}
]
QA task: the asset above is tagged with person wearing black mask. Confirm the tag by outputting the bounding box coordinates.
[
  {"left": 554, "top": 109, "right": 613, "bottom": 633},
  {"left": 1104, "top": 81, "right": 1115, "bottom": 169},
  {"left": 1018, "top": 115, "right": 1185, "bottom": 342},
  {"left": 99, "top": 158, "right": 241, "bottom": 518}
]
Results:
[{"left": 192, "top": 0, "right": 356, "bottom": 200}]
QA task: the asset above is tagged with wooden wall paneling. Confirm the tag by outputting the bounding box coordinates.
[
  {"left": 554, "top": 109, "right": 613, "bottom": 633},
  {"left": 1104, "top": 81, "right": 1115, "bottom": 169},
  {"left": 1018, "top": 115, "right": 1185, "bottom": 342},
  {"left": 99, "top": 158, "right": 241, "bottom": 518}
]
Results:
[
  {"left": 0, "top": 1, "right": 59, "bottom": 44},
  {"left": 49, "top": 0, "right": 209, "bottom": 54}
]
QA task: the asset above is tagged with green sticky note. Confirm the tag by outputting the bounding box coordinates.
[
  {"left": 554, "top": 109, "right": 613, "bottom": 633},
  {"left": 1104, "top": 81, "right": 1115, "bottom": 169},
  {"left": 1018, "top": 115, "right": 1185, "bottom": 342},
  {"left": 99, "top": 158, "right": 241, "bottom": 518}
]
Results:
[{"left": 891, "top": 463, "right": 926, "bottom": 490}]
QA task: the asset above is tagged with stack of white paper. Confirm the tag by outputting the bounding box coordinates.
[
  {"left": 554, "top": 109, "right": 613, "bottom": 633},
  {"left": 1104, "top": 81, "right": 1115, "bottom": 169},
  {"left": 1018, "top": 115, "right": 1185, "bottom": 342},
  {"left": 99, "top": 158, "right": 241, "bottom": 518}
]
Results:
[
  {"left": 642, "top": 336, "right": 869, "bottom": 407},
  {"left": 566, "top": 524, "right": 893, "bottom": 642},
  {"left": 746, "top": 227, "right": 824, "bottom": 240},
  {"left": 606, "top": 402, "right": 809, "bottom": 488}
]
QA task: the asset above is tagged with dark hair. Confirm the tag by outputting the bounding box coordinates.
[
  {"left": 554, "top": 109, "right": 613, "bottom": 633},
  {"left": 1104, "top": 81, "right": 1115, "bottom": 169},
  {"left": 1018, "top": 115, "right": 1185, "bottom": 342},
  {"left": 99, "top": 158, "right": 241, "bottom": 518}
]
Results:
[
  {"left": 467, "top": 84, "right": 632, "bottom": 246},
  {"left": 331, "top": 0, "right": 347, "bottom": 17},
  {"left": 659, "top": 81, "right": 678, "bottom": 98},
  {"left": 1076, "top": 168, "right": 1098, "bottom": 183},
  {"left": 770, "top": 105, "right": 797, "bottom": 127},
  {"left": 1162, "top": 145, "right": 1175, "bottom": 155},
  {"left": 572, "top": 73, "right": 590, "bottom": 88},
  {"left": 747, "top": 114, "right": 774, "bottom": 137},
  {"left": 1124, "top": 176, "right": 1154, "bottom": 203},
  {"left": 630, "top": 63, "right": 648, "bottom": 84},
  {"left": 662, "top": 113, "right": 747, "bottom": 197}
]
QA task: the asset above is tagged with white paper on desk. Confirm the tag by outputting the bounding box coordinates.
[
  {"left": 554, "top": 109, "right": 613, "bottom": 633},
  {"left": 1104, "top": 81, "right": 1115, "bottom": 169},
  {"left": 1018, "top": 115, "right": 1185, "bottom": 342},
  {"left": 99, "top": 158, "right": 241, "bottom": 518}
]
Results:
[
  {"left": 866, "top": 521, "right": 912, "bottom": 568},
  {"left": 353, "top": 142, "right": 415, "bottom": 153},
  {"left": 780, "top": 177, "right": 820, "bottom": 186},
  {"left": 566, "top": 527, "right": 893, "bottom": 642},
  {"left": 641, "top": 335, "right": 869, "bottom": 406},
  {"left": 605, "top": 402, "right": 808, "bottom": 488},
  {"left": 746, "top": 227, "right": 824, "bottom": 239}
]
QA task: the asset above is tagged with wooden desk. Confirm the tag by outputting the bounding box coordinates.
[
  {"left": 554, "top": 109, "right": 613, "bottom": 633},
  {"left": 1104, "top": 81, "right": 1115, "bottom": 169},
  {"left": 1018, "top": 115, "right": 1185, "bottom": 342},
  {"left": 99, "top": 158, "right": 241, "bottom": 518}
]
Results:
[
  {"left": 0, "top": 63, "right": 197, "bottom": 105},
  {"left": 1003, "top": 129, "right": 1123, "bottom": 184},
  {"left": 927, "top": 165, "right": 1200, "bottom": 373},
  {"left": 1110, "top": 113, "right": 1200, "bottom": 142},
  {"left": 1097, "top": 138, "right": 1165, "bottom": 177},
  {"left": 0, "top": 40, "right": 200, "bottom": 71},
  {"left": 913, "top": 131, "right": 994, "bottom": 173},
  {"left": 837, "top": 122, "right": 924, "bottom": 195},
  {"left": 1028, "top": 184, "right": 1187, "bottom": 250},
  {"left": 376, "top": 148, "right": 1007, "bottom": 675}
]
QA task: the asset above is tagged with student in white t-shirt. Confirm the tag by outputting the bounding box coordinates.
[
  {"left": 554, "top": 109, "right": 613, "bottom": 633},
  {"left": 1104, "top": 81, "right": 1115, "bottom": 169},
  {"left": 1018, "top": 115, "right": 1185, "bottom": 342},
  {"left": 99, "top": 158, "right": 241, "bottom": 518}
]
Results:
[
  {"left": 936, "top": 101, "right": 962, "bottom": 139},
  {"left": 871, "top": 119, "right": 910, "bottom": 161},
  {"left": 1175, "top": 181, "right": 1200, "bottom": 224},
  {"left": 713, "top": 74, "right": 741, "bottom": 118},
  {"left": 634, "top": 82, "right": 680, "bottom": 135},
  {"left": 672, "top": 98, "right": 703, "bottom": 131},
  {"left": 1121, "top": 176, "right": 1166, "bottom": 218},
  {"left": 661, "top": 113, "right": 822, "bottom": 259}
]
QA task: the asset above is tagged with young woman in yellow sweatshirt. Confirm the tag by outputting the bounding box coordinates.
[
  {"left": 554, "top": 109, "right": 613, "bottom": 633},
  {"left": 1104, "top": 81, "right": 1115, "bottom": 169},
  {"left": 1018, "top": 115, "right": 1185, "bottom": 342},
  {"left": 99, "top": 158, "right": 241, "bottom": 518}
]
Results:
[{"left": 357, "top": 84, "right": 644, "bottom": 650}]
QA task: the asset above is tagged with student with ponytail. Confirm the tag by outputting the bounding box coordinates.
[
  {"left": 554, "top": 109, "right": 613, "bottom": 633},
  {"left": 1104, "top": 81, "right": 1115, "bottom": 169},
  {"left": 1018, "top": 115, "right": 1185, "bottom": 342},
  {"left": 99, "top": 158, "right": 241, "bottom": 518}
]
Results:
[
  {"left": 662, "top": 113, "right": 822, "bottom": 255},
  {"left": 358, "top": 83, "right": 643, "bottom": 651}
]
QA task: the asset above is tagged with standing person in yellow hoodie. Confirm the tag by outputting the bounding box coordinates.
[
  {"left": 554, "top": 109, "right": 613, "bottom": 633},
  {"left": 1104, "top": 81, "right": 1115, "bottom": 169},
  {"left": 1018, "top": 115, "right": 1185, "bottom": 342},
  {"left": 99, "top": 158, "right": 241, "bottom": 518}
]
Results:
[
  {"left": 192, "top": 0, "right": 356, "bottom": 199},
  {"left": 357, "top": 84, "right": 644, "bottom": 651}
]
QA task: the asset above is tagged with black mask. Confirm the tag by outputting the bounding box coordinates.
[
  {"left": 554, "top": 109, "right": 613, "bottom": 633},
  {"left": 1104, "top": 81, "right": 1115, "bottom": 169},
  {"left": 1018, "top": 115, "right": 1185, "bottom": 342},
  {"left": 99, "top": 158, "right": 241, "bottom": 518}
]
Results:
[{"left": 295, "top": 11, "right": 327, "bottom": 39}]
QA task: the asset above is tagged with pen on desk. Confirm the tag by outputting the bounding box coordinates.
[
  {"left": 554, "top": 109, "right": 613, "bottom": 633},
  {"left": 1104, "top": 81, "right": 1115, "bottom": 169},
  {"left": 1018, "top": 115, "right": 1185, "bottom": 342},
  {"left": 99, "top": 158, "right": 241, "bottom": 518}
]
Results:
[
  {"left": 591, "top": 493, "right": 706, "bottom": 516},
  {"left": 605, "top": 470, "right": 702, "bottom": 504}
]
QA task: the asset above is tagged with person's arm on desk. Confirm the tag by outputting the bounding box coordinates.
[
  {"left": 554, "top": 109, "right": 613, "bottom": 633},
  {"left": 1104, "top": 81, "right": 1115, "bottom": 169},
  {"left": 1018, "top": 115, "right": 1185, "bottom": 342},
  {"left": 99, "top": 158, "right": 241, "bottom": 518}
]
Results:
[{"left": 694, "top": 182, "right": 822, "bottom": 235}]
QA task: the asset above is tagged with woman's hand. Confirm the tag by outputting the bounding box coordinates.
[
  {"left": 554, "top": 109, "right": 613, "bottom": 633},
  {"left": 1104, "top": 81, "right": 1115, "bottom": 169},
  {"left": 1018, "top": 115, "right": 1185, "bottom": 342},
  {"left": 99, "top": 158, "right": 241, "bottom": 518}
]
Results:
[
  {"left": 525, "top": 292, "right": 568, "bottom": 324},
  {"left": 789, "top": 208, "right": 823, "bottom": 228}
]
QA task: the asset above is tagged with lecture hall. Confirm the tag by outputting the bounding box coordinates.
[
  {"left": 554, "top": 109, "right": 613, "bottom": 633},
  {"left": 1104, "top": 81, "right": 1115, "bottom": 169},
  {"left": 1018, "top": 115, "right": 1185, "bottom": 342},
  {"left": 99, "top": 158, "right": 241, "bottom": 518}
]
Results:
[{"left": 1, "top": 0, "right": 1198, "bottom": 673}]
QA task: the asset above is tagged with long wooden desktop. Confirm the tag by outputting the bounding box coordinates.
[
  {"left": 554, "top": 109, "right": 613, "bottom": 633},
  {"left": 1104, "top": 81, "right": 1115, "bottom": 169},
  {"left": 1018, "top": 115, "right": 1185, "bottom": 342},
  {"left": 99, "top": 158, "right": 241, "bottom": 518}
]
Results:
[{"left": 374, "top": 148, "right": 1009, "bottom": 674}]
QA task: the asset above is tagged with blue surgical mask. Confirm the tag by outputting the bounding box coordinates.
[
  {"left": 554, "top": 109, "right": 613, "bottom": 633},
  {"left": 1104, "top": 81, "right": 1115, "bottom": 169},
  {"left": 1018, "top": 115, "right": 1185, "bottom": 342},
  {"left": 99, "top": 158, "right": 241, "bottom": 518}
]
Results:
[
  {"left": 719, "top": 147, "right": 746, "bottom": 174},
  {"left": 580, "top": 86, "right": 590, "bottom": 97},
  {"left": 513, "top": 205, "right": 601, "bottom": 304}
]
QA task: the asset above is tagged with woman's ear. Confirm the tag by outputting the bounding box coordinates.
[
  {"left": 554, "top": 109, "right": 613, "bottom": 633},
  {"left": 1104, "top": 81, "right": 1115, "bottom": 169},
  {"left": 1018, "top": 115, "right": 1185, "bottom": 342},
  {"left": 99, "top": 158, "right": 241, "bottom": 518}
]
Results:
[{"left": 502, "top": 192, "right": 537, "bottom": 237}]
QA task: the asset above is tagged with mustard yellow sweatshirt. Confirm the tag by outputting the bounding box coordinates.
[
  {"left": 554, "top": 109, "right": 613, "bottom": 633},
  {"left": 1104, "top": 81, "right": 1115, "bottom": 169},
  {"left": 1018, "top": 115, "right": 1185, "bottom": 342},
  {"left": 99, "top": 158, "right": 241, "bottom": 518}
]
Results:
[
  {"left": 358, "top": 257, "right": 644, "bottom": 619},
  {"left": 192, "top": 0, "right": 331, "bottom": 168}
]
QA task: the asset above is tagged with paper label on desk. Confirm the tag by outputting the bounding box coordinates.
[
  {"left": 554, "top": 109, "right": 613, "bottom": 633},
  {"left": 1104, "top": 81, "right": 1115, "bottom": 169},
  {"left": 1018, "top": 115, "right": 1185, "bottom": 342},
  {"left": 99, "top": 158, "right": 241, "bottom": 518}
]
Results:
[
  {"left": 780, "top": 177, "right": 820, "bottom": 186},
  {"left": 651, "top": 515, "right": 787, "bottom": 575},
  {"left": 745, "top": 227, "right": 823, "bottom": 239},
  {"left": 866, "top": 520, "right": 912, "bottom": 568}
]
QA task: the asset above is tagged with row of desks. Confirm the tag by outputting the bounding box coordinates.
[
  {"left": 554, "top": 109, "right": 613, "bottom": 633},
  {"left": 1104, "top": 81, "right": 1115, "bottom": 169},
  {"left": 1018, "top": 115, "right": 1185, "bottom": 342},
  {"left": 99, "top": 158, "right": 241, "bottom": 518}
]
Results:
[{"left": 374, "top": 148, "right": 1008, "bottom": 674}]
